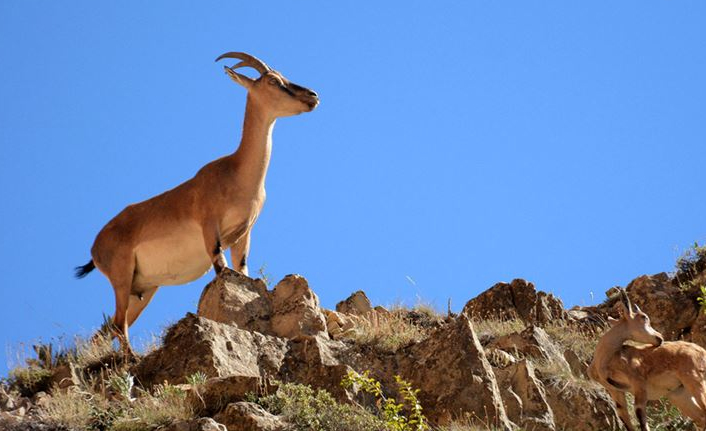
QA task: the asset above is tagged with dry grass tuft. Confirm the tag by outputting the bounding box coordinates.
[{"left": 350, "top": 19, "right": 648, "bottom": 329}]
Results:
[
  {"left": 352, "top": 310, "right": 430, "bottom": 352},
  {"left": 470, "top": 317, "right": 525, "bottom": 342}
]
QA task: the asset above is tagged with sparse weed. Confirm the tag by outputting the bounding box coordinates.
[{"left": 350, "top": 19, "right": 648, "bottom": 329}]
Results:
[{"left": 186, "top": 371, "right": 208, "bottom": 387}]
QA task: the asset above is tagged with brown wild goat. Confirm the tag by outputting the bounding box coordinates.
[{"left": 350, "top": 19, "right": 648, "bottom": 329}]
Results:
[
  {"left": 75, "top": 52, "right": 319, "bottom": 356},
  {"left": 588, "top": 290, "right": 706, "bottom": 430}
]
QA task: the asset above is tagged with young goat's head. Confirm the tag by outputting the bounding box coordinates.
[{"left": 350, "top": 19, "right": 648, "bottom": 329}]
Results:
[
  {"left": 609, "top": 290, "right": 664, "bottom": 347},
  {"left": 216, "top": 52, "right": 319, "bottom": 118}
]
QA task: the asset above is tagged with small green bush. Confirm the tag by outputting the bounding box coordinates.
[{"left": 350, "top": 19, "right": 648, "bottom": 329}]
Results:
[
  {"left": 8, "top": 366, "right": 52, "bottom": 396},
  {"left": 256, "top": 382, "right": 387, "bottom": 431},
  {"left": 342, "top": 370, "right": 429, "bottom": 431}
]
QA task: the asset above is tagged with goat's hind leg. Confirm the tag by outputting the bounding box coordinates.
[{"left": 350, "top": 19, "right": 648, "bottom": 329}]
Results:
[
  {"left": 681, "top": 374, "right": 706, "bottom": 429},
  {"left": 667, "top": 386, "right": 706, "bottom": 429},
  {"left": 104, "top": 256, "right": 138, "bottom": 360}
]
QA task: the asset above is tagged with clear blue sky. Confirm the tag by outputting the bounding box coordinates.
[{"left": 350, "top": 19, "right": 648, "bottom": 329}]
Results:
[{"left": 1, "top": 2, "right": 704, "bottom": 376}]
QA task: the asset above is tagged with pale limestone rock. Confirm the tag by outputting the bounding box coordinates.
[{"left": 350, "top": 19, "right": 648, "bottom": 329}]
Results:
[
  {"left": 197, "top": 269, "right": 272, "bottom": 334},
  {"left": 271, "top": 275, "right": 328, "bottom": 339}
]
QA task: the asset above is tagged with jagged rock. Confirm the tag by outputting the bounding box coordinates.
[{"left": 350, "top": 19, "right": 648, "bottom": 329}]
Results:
[
  {"left": 271, "top": 275, "right": 328, "bottom": 339},
  {"left": 336, "top": 291, "right": 373, "bottom": 316},
  {"left": 543, "top": 383, "right": 620, "bottom": 430},
  {"left": 161, "top": 417, "right": 227, "bottom": 431},
  {"left": 398, "top": 315, "right": 515, "bottom": 429},
  {"left": 563, "top": 349, "right": 588, "bottom": 378},
  {"left": 462, "top": 279, "right": 565, "bottom": 325},
  {"left": 197, "top": 269, "right": 272, "bottom": 333},
  {"left": 625, "top": 273, "right": 698, "bottom": 340},
  {"left": 214, "top": 402, "right": 291, "bottom": 431},
  {"left": 133, "top": 313, "right": 288, "bottom": 386},
  {"left": 490, "top": 326, "right": 571, "bottom": 374},
  {"left": 506, "top": 360, "right": 555, "bottom": 431}
]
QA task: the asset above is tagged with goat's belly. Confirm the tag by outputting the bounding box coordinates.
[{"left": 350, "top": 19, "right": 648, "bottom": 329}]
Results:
[{"left": 133, "top": 227, "right": 211, "bottom": 288}]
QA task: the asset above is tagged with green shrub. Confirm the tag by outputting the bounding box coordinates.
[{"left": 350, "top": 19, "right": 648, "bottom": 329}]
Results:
[
  {"left": 8, "top": 366, "right": 52, "bottom": 396},
  {"left": 255, "top": 382, "right": 387, "bottom": 431}
]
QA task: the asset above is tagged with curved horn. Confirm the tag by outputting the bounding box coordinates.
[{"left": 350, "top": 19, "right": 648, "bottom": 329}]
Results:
[
  {"left": 619, "top": 289, "right": 634, "bottom": 316},
  {"left": 215, "top": 52, "right": 271, "bottom": 74}
]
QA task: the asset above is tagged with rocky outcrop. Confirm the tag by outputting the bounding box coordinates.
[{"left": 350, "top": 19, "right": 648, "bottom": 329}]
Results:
[
  {"left": 20, "top": 266, "right": 692, "bottom": 431},
  {"left": 399, "top": 316, "right": 514, "bottom": 429},
  {"left": 336, "top": 290, "right": 373, "bottom": 316},
  {"left": 133, "top": 313, "right": 288, "bottom": 386},
  {"left": 462, "top": 279, "right": 565, "bottom": 325}
]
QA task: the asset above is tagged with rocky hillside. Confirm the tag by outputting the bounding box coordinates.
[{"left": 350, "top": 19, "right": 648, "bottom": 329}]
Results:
[{"left": 2, "top": 245, "right": 705, "bottom": 431}]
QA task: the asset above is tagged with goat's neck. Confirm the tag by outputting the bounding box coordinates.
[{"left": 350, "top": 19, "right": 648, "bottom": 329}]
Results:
[
  {"left": 593, "top": 325, "right": 627, "bottom": 367},
  {"left": 231, "top": 96, "right": 276, "bottom": 192}
]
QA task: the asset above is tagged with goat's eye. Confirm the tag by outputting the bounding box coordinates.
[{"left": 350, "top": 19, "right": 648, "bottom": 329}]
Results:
[{"left": 268, "top": 78, "right": 279, "bottom": 85}]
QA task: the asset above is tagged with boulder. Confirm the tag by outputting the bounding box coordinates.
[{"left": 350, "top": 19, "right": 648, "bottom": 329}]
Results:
[
  {"left": 133, "top": 314, "right": 288, "bottom": 386},
  {"left": 214, "top": 402, "right": 291, "bottom": 431},
  {"left": 625, "top": 273, "right": 698, "bottom": 340},
  {"left": 197, "top": 269, "right": 272, "bottom": 333},
  {"left": 279, "top": 336, "right": 353, "bottom": 402},
  {"left": 271, "top": 275, "right": 328, "bottom": 339},
  {"left": 462, "top": 279, "right": 565, "bottom": 325},
  {"left": 336, "top": 291, "right": 373, "bottom": 316}
]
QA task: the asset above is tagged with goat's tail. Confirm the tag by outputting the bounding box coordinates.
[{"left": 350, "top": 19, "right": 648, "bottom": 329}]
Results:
[{"left": 75, "top": 260, "right": 96, "bottom": 279}]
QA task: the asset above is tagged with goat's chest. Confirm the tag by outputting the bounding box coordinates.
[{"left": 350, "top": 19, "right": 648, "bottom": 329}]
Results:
[{"left": 219, "top": 198, "right": 264, "bottom": 246}]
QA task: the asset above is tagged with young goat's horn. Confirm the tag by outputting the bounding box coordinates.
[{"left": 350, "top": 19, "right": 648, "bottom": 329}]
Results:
[
  {"left": 619, "top": 288, "right": 635, "bottom": 316},
  {"left": 215, "top": 52, "right": 271, "bottom": 74}
]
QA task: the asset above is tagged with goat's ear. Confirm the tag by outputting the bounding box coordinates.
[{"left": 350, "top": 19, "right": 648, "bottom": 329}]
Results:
[{"left": 224, "top": 67, "right": 254, "bottom": 90}]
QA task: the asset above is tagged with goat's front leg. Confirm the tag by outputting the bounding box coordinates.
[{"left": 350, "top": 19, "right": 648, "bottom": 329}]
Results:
[
  {"left": 634, "top": 388, "right": 650, "bottom": 431},
  {"left": 607, "top": 388, "right": 637, "bottom": 431},
  {"left": 230, "top": 231, "right": 251, "bottom": 276},
  {"left": 202, "top": 221, "right": 228, "bottom": 274}
]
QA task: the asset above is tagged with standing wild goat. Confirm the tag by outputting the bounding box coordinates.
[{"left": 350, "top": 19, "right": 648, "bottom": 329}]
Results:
[
  {"left": 588, "top": 290, "right": 706, "bottom": 431},
  {"left": 75, "top": 52, "right": 319, "bottom": 356}
]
